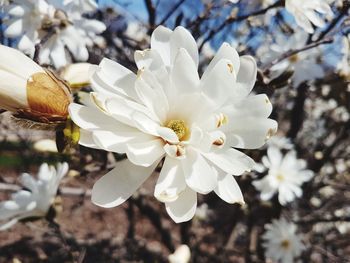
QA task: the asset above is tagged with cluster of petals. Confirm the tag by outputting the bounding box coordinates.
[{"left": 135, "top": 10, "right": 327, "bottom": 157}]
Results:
[
  {"left": 0, "top": 163, "right": 68, "bottom": 230},
  {"left": 253, "top": 146, "right": 314, "bottom": 205},
  {"left": 69, "top": 26, "right": 277, "bottom": 223},
  {"left": 285, "top": 0, "right": 333, "bottom": 33},
  {"left": 3, "top": 0, "right": 106, "bottom": 68},
  {"left": 262, "top": 217, "right": 305, "bottom": 263}
]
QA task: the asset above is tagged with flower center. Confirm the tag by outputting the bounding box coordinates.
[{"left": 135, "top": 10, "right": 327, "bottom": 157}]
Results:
[
  {"left": 280, "top": 239, "right": 290, "bottom": 250},
  {"left": 276, "top": 173, "right": 285, "bottom": 182},
  {"left": 288, "top": 54, "right": 299, "bottom": 63},
  {"left": 166, "top": 119, "right": 188, "bottom": 140}
]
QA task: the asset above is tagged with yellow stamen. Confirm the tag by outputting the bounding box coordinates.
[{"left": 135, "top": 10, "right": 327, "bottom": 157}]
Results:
[
  {"left": 216, "top": 113, "right": 228, "bottom": 128},
  {"left": 276, "top": 173, "right": 284, "bottom": 182},
  {"left": 281, "top": 239, "right": 290, "bottom": 249},
  {"left": 166, "top": 119, "right": 188, "bottom": 140}
]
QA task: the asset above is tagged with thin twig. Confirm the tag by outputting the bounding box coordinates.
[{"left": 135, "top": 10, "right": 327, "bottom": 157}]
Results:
[
  {"left": 144, "top": 0, "right": 156, "bottom": 33},
  {"left": 314, "top": 2, "right": 350, "bottom": 42},
  {"left": 198, "top": 0, "right": 284, "bottom": 51},
  {"left": 158, "top": 0, "right": 186, "bottom": 26},
  {"left": 263, "top": 38, "right": 334, "bottom": 71}
]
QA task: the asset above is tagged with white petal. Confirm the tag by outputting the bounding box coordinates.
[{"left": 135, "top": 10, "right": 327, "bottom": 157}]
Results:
[
  {"left": 201, "top": 42, "right": 240, "bottom": 83},
  {"left": 68, "top": 103, "right": 116, "bottom": 131},
  {"left": 170, "top": 26, "right": 199, "bottom": 67},
  {"left": 214, "top": 172, "right": 244, "bottom": 204},
  {"left": 201, "top": 58, "right": 236, "bottom": 108},
  {"left": 91, "top": 159, "right": 159, "bottom": 208},
  {"left": 229, "top": 94, "right": 273, "bottom": 119},
  {"left": 131, "top": 111, "right": 161, "bottom": 136},
  {"left": 267, "top": 147, "right": 283, "bottom": 167},
  {"left": 134, "top": 49, "right": 164, "bottom": 71},
  {"left": 236, "top": 55, "right": 257, "bottom": 96},
  {"left": 0, "top": 45, "right": 43, "bottom": 78},
  {"left": 126, "top": 139, "right": 165, "bottom": 167},
  {"left": 50, "top": 39, "right": 67, "bottom": 69},
  {"left": 181, "top": 149, "right": 217, "bottom": 194},
  {"left": 171, "top": 48, "right": 200, "bottom": 95},
  {"left": 165, "top": 187, "right": 197, "bottom": 223},
  {"left": 151, "top": 26, "right": 172, "bottom": 66},
  {"left": 92, "top": 129, "right": 150, "bottom": 153},
  {"left": 226, "top": 118, "right": 278, "bottom": 149},
  {"left": 93, "top": 58, "right": 138, "bottom": 100},
  {"left": 4, "top": 19, "right": 23, "bottom": 38},
  {"left": 204, "top": 148, "right": 255, "bottom": 175},
  {"left": 0, "top": 70, "right": 27, "bottom": 111},
  {"left": 79, "top": 129, "right": 102, "bottom": 149},
  {"left": 154, "top": 157, "right": 187, "bottom": 202}
]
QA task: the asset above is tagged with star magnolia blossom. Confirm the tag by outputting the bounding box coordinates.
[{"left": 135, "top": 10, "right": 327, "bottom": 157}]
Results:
[
  {"left": 168, "top": 244, "right": 191, "bottom": 263},
  {"left": 285, "top": 0, "right": 333, "bottom": 33},
  {"left": 258, "top": 31, "right": 324, "bottom": 86},
  {"left": 69, "top": 26, "right": 277, "bottom": 223},
  {"left": 0, "top": 45, "right": 72, "bottom": 123},
  {"left": 253, "top": 147, "right": 314, "bottom": 205},
  {"left": 3, "top": 0, "right": 106, "bottom": 68},
  {"left": 0, "top": 163, "right": 68, "bottom": 230},
  {"left": 262, "top": 217, "right": 305, "bottom": 263}
]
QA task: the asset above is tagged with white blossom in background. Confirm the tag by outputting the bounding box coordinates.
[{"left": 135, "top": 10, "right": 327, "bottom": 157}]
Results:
[
  {"left": 285, "top": 0, "right": 333, "bottom": 33},
  {"left": 258, "top": 31, "right": 324, "bottom": 86},
  {"left": 33, "top": 139, "right": 58, "bottom": 152},
  {"left": 267, "top": 135, "right": 294, "bottom": 150},
  {"left": 3, "top": 0, "right": 106, "bottom": 68},
  {"left": 253, "top": 147, "right": 313, "bottom": 205},
  {"left": 0, "top": 163, "right": 68, "bottom": 230},
  {"left": 337, "top": 36, "right": 350, "bottom": 80},
  {"left": 69, "top": 26, "right": 277, "bottom": 223},
  {"left": 262, "top": 217, "right": 305, "bottom": 263},
  {"left": 168, "top": 244, "right": 191, "bottom": 263}
]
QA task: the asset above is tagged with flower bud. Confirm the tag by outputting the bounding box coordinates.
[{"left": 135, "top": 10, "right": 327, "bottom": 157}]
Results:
[{"left": 0, "top": 45, "right": 72, "bottom": 123}]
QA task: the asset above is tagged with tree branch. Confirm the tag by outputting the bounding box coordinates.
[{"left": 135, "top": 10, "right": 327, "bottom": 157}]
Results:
[{"left": 198, "top": 0, "right": 284, "bottom": 52}]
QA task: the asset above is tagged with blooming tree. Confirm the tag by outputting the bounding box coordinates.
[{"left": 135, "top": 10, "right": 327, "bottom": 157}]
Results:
[{"left": 0, "top": 0, "right": 349, "bottom": 262}]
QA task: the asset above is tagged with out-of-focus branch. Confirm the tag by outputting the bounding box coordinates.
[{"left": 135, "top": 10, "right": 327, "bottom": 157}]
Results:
[
  {"left": 144, "top": 0, "right": 156, "bottom": 33},
  {"left": 158, "top": 0, "right": 186, "bottom": 26},
  {"left": 263, "top": 38, "right": 334, "bottom": 72},
  {"left": 33, "top": 29, "right": 56, "bottom": 64},
  {"left": 314, "top": 1, "right": 350, "bottom": 42},
  {"left": 0, "top": 183, "right": 92, "bottom": 197},
  {"left": 198, "top": 0, "right": 284, "bottom": 51},
  {"left": 287, "top": 82, "right": 308, "bottom": 139}
]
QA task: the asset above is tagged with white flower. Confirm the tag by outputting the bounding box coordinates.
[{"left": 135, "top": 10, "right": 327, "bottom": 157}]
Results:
[
  {"left": 258, "top": 31, "right": 324, "bottom": 86},
  {"left": 267, "top": 135, "right": 294, "bottom": 150},
  {"left": 253, "top": 147, "right": 314, "bottom": 205},
  {"left": 69, "top": 26, "right": 277, "bottom": 223},
  {"left": 262, "top": 217, "right": 305, "bottom": 263},
  {"left": 285, "top": 0, "right": 333, "bottom": 33},
  {"left": 3, "top": 0, "right": 106, "bottom": 68},
  {"left": 33, "top": 139, "right": 58, "bottom": 152},
  {"left": 0, "top": 163, "right": 68, "bottom": 230},
  {"left": 168, "top": 244, "right": 191, "bottom": 263},
  {"left": 0, "top": 45, "right": 72, "bottom": 122}
]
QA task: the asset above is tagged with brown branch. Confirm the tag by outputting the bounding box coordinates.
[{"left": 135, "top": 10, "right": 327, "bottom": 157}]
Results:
[
  {"left": 198, "top": 0, "right": 284, "bottom": 52},
  {"left": 158, "top": 0, "right": 186, "bottom": 26},
  {"left": 144, "top": 0, "right": 156, "bottom": 33},
  {"left": 315, "top": 1, "right": 350, "bottom": 42}
]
